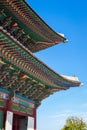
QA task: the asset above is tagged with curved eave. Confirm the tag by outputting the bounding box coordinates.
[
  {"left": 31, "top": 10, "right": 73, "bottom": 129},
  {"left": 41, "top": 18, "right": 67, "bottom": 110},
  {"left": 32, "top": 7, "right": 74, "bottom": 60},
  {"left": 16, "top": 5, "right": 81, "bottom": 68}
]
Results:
[
  {"left": 0, "top": 40, "right": 82, "bottom": 104},
  {"left": 61, "top": 74, "right": 83, "bottom": 85},
  {"left": 23, "top": 0, "right": 67, "bottom": 42},
  {"left": 0, "top": 0, "right": 67, "bottom": 52},
  {"left": 0, "top": 29, "right": 82, "bottom": 90}
]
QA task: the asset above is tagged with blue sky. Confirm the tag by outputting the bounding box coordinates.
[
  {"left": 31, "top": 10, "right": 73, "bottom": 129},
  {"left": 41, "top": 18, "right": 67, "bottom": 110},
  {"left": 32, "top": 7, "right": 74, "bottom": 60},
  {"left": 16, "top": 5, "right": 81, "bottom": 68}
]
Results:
[{"left": 27, "top": 0, "right": 87, "bottom": 129}]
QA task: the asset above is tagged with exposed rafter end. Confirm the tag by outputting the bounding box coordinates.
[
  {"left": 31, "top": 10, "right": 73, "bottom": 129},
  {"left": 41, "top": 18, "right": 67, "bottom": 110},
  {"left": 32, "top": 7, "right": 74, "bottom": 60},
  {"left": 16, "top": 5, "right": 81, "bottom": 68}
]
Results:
[
  {"left": 79, "top": 83, "right": 84, "bottom": 86},
  {"left": 63, "top": 39, "right": 69, "bottom": 43}
]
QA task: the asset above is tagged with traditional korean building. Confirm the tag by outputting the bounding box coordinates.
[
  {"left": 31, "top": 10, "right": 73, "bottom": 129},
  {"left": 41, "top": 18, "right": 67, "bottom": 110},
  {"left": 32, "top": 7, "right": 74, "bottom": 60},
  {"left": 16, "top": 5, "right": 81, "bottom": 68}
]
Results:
[{"left": 0, "top": 1, "right": 82, "bottom": 130}]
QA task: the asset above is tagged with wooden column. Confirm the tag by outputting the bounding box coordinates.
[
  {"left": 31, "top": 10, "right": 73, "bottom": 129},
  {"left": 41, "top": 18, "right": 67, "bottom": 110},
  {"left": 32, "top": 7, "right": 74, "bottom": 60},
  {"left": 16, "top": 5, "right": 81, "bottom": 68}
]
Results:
[
  {"left": 0, "top": 110, "right": 4, "bottom": 130},
  {"left": 34, "top": 108, "right": 36, "bottom": 130}
]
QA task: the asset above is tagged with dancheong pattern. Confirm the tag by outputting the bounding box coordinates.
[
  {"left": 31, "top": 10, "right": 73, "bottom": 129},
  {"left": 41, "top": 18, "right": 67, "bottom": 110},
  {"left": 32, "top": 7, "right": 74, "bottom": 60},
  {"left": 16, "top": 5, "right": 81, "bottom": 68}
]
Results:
[{"left": 0, "top": 0, "right": 82, "bottom": 110}]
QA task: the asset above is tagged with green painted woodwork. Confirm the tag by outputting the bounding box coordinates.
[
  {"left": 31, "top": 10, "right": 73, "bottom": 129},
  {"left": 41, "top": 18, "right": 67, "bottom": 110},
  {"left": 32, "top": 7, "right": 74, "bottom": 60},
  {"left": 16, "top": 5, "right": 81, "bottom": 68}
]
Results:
[
  {"left": 0, "top": 0, "right": 67, "bottom": 53},
  {"left": 0, "top": 11, "right": 7, "bottom": 21},
  {"left": 11, "top": 103, "right": 33, "bottom": 115},
  {"left": 0, "top": 4, "right": 46, "bottom": 42},
  {"left": 16, "top": 94, "right": 39, "bottom": 105},
  {"left": 0, "top": 88, "right": 10, "bottom": 94},
  {"left": 0, "top": 110, "right": 4, "bottom": 130},
  {"left": 0, "top": 0, "right": 82, "bottom": 104},
  {"left": 0, "top": 31, "right": 74, "bottom": 87},
  {"left": 0, "top": 1, "right": 81, "bottom": 103},
  {"left": 0, "top": 32, "right": 57, "bottom": 88},
  {"left": 0, "top": 99, "right": 6, "bottom": 108}
]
